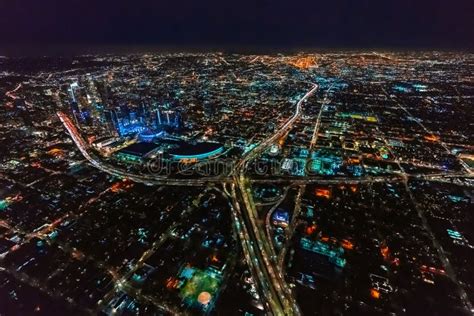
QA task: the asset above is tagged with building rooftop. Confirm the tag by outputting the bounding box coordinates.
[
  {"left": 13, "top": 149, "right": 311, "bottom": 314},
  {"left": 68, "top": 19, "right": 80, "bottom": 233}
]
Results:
[
  {"left": 169, "top": 142, "right": 223, "bottom": 159},
  {"left": 117, "top": 142, "right": 160, "bottom": 157}
]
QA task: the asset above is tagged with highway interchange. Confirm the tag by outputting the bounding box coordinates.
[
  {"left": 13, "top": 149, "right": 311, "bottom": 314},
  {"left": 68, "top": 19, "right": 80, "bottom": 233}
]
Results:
[{"left": 59, "top": 83, "right": 473, "bottom": 315}]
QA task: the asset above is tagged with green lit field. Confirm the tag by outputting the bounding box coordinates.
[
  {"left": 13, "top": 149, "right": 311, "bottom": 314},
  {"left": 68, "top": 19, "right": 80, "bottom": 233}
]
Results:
[
  {"left": 180, "top": 269, "right": 221, "bottom": 306},
  {"left": 0, "top": 199, "right": 10, "bottom": 211}
]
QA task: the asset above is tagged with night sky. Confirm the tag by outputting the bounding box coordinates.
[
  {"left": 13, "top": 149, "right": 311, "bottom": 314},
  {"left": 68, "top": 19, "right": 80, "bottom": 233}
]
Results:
[{"left": 1, "top": 0, "right": 473, "bottom": 55}]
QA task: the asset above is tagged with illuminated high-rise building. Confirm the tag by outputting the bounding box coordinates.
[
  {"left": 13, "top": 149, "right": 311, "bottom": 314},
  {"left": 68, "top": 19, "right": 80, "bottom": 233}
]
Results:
[{"left": 104, "top": 109, "right": 120, "bottom": 136}]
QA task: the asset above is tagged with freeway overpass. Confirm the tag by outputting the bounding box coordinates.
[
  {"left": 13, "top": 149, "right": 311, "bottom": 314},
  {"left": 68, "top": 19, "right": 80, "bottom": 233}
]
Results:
[{"left": 58, "top": 79, "right": 473, "bottom": 315}]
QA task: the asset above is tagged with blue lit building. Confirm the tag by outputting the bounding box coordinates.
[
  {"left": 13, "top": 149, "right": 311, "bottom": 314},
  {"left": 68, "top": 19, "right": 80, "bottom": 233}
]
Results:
[
  {"left": 102, "top": 105, "right": 182, "bottom": 138},
  {"left": 300, "top": 237, "right": 346, "bottom": 268},
  {"left": 272, "top": 209, "right": 289, "bottom": 227}
]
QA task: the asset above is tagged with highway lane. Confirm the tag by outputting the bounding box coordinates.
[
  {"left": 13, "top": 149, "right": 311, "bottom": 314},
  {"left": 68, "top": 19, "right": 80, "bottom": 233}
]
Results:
[
  {"left": 231, "top": 83, "right": 319, "bottom": 315},
  {"left": 234, "top": 84, "right": 319, "bottom": 174},
  {"left": 275, "top": 85, "right": 330, "bottom": 270},
  {"left": 235, "top": 175, "right": 297, "bottom": 315},
  {"left": 264, "top": 186, "right": 290, "bottom": 260},
  {"left": 226, "top": 183, "right": 282, "bottom": 314},
  {"left": 277, "top": 184, "right": 304, "bottom": 271}
]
